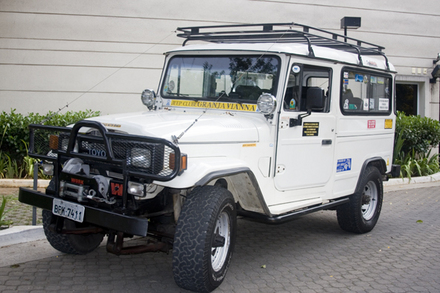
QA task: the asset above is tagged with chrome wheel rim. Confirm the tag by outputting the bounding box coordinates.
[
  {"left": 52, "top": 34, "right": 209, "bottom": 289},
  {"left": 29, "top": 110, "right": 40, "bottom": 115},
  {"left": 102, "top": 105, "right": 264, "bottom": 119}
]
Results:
[
  {"left": 211, "top": 210, "right": 231, "bottom": 272},
  {"left": 362, "top": 181, "right": 378, "bottom": 220}
]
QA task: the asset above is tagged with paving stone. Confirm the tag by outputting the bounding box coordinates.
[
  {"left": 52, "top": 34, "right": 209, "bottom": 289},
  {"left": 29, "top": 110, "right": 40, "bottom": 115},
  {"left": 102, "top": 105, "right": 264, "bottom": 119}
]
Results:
[{"left": 1, "top": 184, "right": 440, "bottom": 292}]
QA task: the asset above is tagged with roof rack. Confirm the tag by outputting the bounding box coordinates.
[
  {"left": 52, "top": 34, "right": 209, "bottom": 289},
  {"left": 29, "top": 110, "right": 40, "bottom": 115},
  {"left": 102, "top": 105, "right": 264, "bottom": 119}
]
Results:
[{"left": 176, "top": 22, "right": 390, "bottom": 71}]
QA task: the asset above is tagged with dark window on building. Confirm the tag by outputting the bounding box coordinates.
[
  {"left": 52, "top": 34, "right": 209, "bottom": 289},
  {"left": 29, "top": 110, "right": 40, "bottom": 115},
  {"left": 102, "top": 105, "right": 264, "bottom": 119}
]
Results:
[{"left": 396, "top": 84, "right": 417, "bottom": 115}]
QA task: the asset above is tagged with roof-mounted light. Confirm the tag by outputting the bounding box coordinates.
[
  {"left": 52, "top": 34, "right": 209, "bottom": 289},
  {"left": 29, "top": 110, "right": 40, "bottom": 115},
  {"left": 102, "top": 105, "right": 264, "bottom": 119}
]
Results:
[
  {"left": 141, "top": 89, "right": 156, "bottom": 110},
  {"left": 257, "top": 93, "right": 276, "bottom": 115}
]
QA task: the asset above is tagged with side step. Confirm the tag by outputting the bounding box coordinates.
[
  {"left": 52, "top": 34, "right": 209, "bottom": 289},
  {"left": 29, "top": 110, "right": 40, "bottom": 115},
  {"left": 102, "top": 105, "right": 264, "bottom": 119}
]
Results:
[{"left": 238, "top": 197, "right": 350, "bottom": 224}]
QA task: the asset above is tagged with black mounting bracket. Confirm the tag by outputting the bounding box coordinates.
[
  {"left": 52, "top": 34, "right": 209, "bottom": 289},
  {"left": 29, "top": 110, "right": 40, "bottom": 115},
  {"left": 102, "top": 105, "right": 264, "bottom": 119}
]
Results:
[{"left": 289, "top": 111, "right": 311, "bottom": 127}]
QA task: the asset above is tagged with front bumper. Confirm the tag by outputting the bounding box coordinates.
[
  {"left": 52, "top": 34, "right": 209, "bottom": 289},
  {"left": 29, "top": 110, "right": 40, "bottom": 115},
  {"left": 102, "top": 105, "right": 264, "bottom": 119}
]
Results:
[{"left": 19, "top": 187, "right": 149, "bottom": 237}]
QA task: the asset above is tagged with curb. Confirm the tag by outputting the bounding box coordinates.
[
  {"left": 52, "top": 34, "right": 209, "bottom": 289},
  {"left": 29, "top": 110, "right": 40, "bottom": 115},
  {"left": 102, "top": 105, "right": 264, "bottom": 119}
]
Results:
[
  {"left": 0, "top": 179, "right": 50, "bottom": 188},
  {"left": 383, "top": 172, "right": 440, "bottom": 186},
  {"left": 0, "top": 225, "right": 45, "bottom": 247}
]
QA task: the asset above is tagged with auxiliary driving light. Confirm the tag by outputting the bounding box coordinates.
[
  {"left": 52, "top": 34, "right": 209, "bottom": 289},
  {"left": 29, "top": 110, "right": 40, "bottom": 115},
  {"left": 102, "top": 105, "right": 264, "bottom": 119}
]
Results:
[
  {"left": 141, "top": 89, "right": 156, "bottom": 110},
  {"left": 128, "top": 181, "right": 145, "bottom": 197},
  {"left": 257, "top": 93, "right": 276, "bottom": 114},
  {"left": 42, "top": 163, "right": 54, "bottom": 176}
]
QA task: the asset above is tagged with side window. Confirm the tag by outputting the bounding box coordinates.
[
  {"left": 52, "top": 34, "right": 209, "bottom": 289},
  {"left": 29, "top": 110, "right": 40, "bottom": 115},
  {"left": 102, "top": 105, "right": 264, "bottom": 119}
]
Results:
[
  {"left": 341, "top": 69, "right": 392, "bottom": 115},
  {"left": 284, "top": 64, "right": 331, "bottom": 112}
]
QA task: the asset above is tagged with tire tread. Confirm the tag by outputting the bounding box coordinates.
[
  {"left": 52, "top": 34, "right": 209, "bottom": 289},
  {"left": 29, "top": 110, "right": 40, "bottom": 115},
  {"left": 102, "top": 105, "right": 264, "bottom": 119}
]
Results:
[
  {"left": 337, "top": 166, "right": 383, "bottom": 234},
  {"left": 173, "top": 186, "right": 236, "bottom": 293},
  {"left": 42, "top": 210, "right": 103, "bottom": 255}
]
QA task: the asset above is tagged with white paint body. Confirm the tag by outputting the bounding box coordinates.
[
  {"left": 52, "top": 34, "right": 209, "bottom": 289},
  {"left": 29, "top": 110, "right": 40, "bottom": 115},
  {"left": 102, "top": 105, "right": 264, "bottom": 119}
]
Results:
[{"left": 89, "top": 42, "right": 396, "bottom": 216}]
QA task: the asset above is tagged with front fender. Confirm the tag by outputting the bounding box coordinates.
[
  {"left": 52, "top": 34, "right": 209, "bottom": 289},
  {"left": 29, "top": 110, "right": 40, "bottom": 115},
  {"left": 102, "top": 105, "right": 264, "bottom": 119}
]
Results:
[
  {"left": 157, "top": 157, "right": 270, "bottom": 215},
  {"left": 158, "top": 157, "right": 250, "bottom": 189}
]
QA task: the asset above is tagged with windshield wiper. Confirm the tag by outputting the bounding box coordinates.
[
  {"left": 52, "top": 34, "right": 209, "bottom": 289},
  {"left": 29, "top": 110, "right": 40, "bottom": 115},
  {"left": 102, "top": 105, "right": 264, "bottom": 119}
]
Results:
[
  {"left": 165, "top": 92, "right": 189, "bottom": 97},
  {"left": 165, "top": 93, "right": 202, "bottom": 102},
  {"left": 204, "top": 93, "right": 243, "bottom": 105}
]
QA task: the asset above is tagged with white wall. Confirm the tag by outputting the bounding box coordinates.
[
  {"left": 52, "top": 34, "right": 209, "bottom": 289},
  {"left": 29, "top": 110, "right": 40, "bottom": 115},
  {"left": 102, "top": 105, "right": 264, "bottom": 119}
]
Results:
[{"left": 1, "top": 0, "right": 439, "bottom": 116}]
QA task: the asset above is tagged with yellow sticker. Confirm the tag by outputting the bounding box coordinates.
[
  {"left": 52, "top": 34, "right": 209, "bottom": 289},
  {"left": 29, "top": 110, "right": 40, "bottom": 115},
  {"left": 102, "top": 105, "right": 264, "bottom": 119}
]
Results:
[
  {"left": 384, "top": 119, "right": 393, "bottom": 129},
  {"left": 103, "top": 123, "right": 121, "bottom": 128},
  {"left": 242, "top": 143, "right": 257, "bottom": 147},
  {"left": 302, "top": 122, "right": 319, "bottom": 136},
  {"left": 170, "top": 100, "right": 257, "bottom": 112}
]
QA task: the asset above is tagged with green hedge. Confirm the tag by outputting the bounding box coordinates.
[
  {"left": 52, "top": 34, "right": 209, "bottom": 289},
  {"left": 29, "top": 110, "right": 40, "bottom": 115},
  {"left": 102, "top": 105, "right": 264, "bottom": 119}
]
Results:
[
  {"left": 394, "top": 111, "right": 440, "bottom": 178},
  {"left": 0, "top": 109, "right": 100, "bottom": 167},
  {"left": 395, "top": 111, "right": 440, "bottom": 156}
]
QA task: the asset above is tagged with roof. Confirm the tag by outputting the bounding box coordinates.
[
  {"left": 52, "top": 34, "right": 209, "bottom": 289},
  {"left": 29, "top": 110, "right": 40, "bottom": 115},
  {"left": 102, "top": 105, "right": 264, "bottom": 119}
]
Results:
[{"left": 172, "top": 22, "right": 393, "bottom": 72}]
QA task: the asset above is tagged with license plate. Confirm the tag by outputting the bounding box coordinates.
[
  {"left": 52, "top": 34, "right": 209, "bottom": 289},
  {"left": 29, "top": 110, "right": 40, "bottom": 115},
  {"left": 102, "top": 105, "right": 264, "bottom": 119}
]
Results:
[{"left": 52, "top": 198, "right": 85, "bottom": 223}]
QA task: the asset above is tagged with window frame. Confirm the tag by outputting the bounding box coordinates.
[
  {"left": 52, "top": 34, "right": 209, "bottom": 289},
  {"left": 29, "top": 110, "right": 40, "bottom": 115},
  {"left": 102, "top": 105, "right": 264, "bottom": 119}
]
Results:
[
  {"left": 340, "top": 67, "right": 393, "bottom": 116},
  {"left": 283, "top": 63, "right": 332, "bottom": 113},
  {"left": 160, "top": 54, "right": 281, "bottom": 103}
]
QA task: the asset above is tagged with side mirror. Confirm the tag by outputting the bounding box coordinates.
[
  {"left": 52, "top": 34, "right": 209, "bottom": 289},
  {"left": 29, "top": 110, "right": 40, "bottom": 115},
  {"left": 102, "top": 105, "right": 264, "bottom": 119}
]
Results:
[
  {"left": 290, "top": 87, "right": 325, "bottom": 127},
  {"left": 306, "top": 87, "right": 325, "bottom": 112}
]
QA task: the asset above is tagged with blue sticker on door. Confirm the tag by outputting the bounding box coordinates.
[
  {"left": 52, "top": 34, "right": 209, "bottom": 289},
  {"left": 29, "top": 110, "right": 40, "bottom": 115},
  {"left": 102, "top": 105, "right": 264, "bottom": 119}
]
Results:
[{"left": 337, "top": 158, "right": 352, "bottom": 172}]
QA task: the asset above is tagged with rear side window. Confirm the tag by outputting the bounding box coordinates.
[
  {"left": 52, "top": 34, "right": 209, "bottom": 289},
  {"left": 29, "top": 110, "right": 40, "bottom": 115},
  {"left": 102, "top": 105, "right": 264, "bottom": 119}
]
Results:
[{"left": 340, "top": 68, "right": 392, "bottom": 115}]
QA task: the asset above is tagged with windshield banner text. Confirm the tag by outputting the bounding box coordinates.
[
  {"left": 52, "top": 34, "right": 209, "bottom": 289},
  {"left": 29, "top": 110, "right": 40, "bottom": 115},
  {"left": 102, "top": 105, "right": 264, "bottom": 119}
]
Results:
[{"left": 166, "top": 100, "right": 258, "bottom": 112}]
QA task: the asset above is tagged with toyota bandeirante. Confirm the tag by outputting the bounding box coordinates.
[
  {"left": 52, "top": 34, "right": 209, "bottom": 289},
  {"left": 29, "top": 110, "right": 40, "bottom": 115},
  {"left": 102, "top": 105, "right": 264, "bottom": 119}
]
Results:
[{"left": 19, "top": 23, "right": 399, "bottom": 292}]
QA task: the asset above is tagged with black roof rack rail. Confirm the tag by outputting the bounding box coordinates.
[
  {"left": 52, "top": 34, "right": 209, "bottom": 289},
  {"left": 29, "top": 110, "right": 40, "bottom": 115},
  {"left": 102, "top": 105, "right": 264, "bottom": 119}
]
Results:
[{"left": 176, "top": 22, "right": 390, "bottom": 71}]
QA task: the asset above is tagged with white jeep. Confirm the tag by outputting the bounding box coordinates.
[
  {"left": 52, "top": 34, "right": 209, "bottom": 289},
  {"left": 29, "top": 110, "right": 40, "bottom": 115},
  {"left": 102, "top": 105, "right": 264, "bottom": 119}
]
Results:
[{"left": 19, "top": 23, "right": 399, "bottom": 293}]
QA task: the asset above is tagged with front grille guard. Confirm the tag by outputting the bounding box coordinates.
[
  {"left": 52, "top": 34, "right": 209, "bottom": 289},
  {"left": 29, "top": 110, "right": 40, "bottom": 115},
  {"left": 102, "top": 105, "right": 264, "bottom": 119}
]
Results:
[{"left": 28, "top": 121, "right": 181, "bottom": 182}]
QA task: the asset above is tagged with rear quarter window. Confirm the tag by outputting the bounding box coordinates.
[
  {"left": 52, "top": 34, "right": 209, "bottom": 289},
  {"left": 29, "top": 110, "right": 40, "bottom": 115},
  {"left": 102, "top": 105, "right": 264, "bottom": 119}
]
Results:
[{"left": 340, "top": 68, "right": 392, "bottom": 115}]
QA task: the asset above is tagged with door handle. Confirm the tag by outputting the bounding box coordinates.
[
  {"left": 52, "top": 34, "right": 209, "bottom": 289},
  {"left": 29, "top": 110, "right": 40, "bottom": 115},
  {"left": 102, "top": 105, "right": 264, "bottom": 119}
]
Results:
[{"left": 322, "top": 139, "right": 332, "bottom": 145}]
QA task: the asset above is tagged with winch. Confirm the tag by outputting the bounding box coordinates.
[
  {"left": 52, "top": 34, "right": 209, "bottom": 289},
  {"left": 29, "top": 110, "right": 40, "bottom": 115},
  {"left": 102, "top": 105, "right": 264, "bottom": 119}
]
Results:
[{"left": 59, "top": 158, "right": 116, "bottom": 205}]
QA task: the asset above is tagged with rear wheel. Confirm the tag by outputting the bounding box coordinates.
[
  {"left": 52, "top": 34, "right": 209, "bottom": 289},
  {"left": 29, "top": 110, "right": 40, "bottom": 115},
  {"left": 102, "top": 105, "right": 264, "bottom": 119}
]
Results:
[
  {"left": 42, "top": 210, "right": 104, "bottom": 254},
  {"left": 337, "top": 166, "right": 383, "bottom": 233},
  {"left": 173, "top": 186, "right": 237, "bottom": 293}
]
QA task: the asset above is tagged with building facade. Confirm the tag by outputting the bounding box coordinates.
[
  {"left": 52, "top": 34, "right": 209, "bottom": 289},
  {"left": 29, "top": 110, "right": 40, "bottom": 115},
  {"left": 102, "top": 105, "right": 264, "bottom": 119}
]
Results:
[{"left": 1, "top": 0, "right": 439, "bottom": 118}]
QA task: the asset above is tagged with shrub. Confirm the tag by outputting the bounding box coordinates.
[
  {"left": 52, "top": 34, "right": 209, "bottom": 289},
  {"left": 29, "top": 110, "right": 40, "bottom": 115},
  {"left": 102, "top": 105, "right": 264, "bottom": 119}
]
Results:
[
  {"left": 394, "top": 111, "right": 440, "bottom": 178},
  {"left": 0, "top": 109, "right": 100, "bottom": 178},
  {"left": 0, "top": 196, "right": 14, "bottom": 228},
  {"left": 0, "top": 152, "right": 6, "bottom": 179},
  {"left": 398, "top": 150, "right": 440, "bottom": 180},
  {"left": 395, "top": 111, "right": 440, "bottom": 156},
  {"left": 0, "top": 109, "right": 100, "bottom": 160}
]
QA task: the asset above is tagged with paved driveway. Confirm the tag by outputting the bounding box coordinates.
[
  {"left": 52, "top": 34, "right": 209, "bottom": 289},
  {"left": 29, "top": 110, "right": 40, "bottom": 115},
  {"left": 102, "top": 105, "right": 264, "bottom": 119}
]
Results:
[{"left": 1, "top": 184, "right": 439, "bottom": 292}]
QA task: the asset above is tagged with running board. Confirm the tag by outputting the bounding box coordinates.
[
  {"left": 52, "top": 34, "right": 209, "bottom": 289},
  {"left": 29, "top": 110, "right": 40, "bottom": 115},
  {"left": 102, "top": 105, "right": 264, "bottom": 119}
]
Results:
[{"left": 237, "top": 197, "right": 349, "bottom": 224}]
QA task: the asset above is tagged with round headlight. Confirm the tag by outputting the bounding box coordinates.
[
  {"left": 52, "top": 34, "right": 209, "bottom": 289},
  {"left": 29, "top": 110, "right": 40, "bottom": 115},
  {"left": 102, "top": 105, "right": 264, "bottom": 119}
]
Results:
[
  {"left": 141, "top": 89, "right": 156, "bottom": 110},
  {"left": 257, "top": 93, "right": 276, "bottom": 114}
]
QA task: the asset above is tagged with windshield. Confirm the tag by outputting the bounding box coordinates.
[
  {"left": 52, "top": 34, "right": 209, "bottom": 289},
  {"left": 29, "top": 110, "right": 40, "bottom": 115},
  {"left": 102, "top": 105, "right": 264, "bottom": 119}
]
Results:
[{"left": 161, "top": 55, "right": 280, "bottom": 102}]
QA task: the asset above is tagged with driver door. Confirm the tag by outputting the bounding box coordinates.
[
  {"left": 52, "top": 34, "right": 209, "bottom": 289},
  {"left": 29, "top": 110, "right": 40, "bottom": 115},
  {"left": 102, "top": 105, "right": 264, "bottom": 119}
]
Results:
[{"left": 275, "top": 64, "right": 335, "bottom": 197}]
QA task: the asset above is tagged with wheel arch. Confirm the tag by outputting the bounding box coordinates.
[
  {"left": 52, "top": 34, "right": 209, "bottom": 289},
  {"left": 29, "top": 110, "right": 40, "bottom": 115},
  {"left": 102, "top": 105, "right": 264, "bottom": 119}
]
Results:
[
  {"left": 195, "top": 168, "right": 271, "bottom": 216},
  {"left": 354, "top": 157, "right": 386, "bottom": 193}
]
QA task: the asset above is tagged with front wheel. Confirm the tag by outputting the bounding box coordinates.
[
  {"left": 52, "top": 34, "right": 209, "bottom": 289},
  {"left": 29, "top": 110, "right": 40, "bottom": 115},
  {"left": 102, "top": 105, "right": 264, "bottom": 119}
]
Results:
[
  {"left": 337, "top": 166, "right": 383, "bottom": 233},
  {"left": 42, "top": 210, "right": 104, "bottom": 254},
  {"left": 173, "top": 186, "right": 237, "bottom": 293}
]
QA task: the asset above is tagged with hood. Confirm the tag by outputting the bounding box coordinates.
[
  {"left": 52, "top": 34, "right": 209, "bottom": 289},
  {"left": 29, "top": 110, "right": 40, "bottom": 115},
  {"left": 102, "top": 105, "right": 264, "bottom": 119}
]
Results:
[{"left": 88, "top": 110, "right": 260, "bottom": 144}]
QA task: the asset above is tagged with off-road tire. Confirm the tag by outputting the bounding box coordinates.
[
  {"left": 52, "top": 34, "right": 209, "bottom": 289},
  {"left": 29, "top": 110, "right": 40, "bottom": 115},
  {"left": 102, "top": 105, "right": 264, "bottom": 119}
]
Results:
[
  {"left": 337, "top": 166, "right": 383, "bottom": 233},
  {"left": 42, "top": 209, "right": 104, "bottom": 254},
  {"left": 172, "top": 186, "right": 237, "bottom": 293}
]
